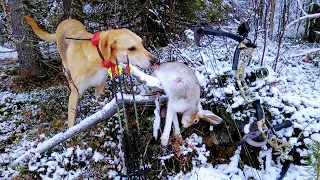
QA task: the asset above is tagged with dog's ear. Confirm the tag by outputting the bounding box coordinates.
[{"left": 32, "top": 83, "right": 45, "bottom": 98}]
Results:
[{"left": 98, "top": 31, "right": 117, "bottom": 61}]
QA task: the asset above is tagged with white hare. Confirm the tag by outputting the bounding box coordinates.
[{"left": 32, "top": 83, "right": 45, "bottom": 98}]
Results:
[{"left": 152, "top": 62, "right": 223, "bottom": 146}]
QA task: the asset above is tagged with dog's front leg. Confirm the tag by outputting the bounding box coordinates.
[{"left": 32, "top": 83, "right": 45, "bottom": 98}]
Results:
[{"left": 161, "top": 102, "right": 175, "bottom": 146}]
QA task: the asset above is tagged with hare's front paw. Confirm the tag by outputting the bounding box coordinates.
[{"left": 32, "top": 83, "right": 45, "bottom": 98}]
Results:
[{"left": 160, "top": 134, "right": 169, "bottom": 146}]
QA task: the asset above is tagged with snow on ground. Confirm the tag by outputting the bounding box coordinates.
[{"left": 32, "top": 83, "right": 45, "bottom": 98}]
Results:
[
  {"left": 0, "top": 78, "right": 120, "bottom": 179},
  {"left": 0, "top": 27, "right": 319, "bottom": 180},
  {"left": 0, "top": 46, "right": 17, "bottom": 60}
]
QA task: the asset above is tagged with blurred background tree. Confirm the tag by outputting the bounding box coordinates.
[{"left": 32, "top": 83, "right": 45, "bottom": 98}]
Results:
[
  {"left": 6, "top": 0, "right": 42, "bottom": 77},
  {"left": 305, "top": 3, "right": 320, "bottom": 43}
]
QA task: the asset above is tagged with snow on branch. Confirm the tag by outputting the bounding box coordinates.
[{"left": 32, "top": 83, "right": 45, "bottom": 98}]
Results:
[
  {"left": 11, "top": 94, "right": 168, "bottom": 167},
  {"left": 0, "top": 50, "right": 16, "bottom": 53},
  {"left": 297, "top": 0, "right": 308, "bottom": 16},
  {"left": 287, "top": 13, "right": 320, "bottom": 29}
]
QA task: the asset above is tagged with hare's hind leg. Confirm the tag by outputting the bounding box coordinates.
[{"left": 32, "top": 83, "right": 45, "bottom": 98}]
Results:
[
  {"left": 172, "top": 113, "right": 181, "bottom": 139},
  {"left": 161, "top": 102, "right": 175, "bottom": 146}
]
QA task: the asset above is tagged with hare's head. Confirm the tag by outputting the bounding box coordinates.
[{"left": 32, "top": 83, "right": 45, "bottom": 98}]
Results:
[{"left": 181, "top": 102, "right": 223, "bottom": 128}]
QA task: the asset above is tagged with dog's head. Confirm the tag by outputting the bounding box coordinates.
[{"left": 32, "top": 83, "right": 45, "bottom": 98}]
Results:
[{"left": 98, "top": 29, "right": 158, "bottom": 68}]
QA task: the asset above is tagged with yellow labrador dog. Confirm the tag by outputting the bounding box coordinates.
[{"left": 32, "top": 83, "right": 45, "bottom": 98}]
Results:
[{"left": 24, "top": 16, "right": 158, "bottom": 128}]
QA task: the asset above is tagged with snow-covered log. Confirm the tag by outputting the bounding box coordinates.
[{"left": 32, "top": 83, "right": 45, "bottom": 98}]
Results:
[{"left": 11, "top": 94, "right": 167, "bottom": 167}]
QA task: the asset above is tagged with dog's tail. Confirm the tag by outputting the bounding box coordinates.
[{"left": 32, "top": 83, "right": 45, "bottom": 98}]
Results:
[{"left": 24, "top": 16, "right": 56, "bottom": 42}]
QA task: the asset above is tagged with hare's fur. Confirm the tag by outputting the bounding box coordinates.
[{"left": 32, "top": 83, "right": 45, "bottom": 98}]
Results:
[{"left": 153, "top": 62, "right": 223, "bottom": 146}]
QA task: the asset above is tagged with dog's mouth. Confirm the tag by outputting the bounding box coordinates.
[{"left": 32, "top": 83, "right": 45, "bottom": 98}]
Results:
[{"left": 150, "top": 64, "right": 159, "bottom": 70}]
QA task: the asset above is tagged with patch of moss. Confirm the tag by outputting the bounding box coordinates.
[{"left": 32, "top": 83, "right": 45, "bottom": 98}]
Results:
[{"left": 0, "top": 66, "right": 19, "bottom": 76}]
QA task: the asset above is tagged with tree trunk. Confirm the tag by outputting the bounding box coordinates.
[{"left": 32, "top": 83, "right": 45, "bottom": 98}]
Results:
[
  {"left": 62, "top": 0, "right": 72, "bottom": 19},
  {"left": 253, "top": 0, "right": 259, "bottom": 43},
  {"left": 7, "top": 0, "right": 41, "bottom": 76},
  {"left": 268, "top": 0, "right": 275, "bottom": 39},
  {"left": 261, "top": 2, "right": 269, "bottom": 66},
  {"left": 281, "top": 0, "right": 287, "bottom": 29},
  {"left": 61, "top": 0, "right": 84, "bottom": 23},
  {"left": 274, "top": 0, "right": 289, "bottom": 72},
  {"left": 0, "top": 1, "right": 9, "bottom": 45},
  {"left": 259, "top": 0, "right": 265, "bottom": 26}
]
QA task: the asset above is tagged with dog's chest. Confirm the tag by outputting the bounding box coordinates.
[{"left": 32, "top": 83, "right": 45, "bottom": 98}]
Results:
[{"left": 83, "top": 68, "right": 109, "bottom": 87}]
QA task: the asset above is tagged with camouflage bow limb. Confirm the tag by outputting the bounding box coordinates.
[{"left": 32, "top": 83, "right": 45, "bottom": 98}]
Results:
[
  {"left": 235, "top": 40, "right": 268, "bottom": 136},
  {"left": 235, "top": 39, "right": 291, "bottom": 160}
]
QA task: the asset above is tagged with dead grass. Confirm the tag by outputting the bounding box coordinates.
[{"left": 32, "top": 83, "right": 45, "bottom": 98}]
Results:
[{"left": 12, "top": 70, "right": 66, "bottom": 93}]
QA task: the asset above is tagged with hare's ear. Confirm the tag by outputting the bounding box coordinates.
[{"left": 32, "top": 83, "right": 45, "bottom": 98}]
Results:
[
  {"left": 197, "top": 102, "right": 223, "bottom": 125},
  {"left": 198, "top": 110, "right": 223, "bottom": 125}
]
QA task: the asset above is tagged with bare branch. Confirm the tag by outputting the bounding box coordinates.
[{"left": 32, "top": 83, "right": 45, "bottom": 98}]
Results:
[{"left": 297, "top": 0, "right": 308, "bottom": 16}]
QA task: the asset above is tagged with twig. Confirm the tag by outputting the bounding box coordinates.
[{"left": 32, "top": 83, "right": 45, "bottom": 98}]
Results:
[{"left": 143, "top": 137, "right": 152, "bottom": 161}]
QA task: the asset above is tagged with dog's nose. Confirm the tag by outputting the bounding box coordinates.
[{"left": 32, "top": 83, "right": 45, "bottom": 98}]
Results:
[{"left": 150, "top": 57, "right": 160, "bottom": 65}]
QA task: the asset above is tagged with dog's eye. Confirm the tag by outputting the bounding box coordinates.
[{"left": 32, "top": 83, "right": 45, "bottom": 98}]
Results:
[
  {"left": 193, "top": 119, "right": 199, "bottom": 124},
  {"left": 128, "top": 47, "right": 136, "bottom": 51}
]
